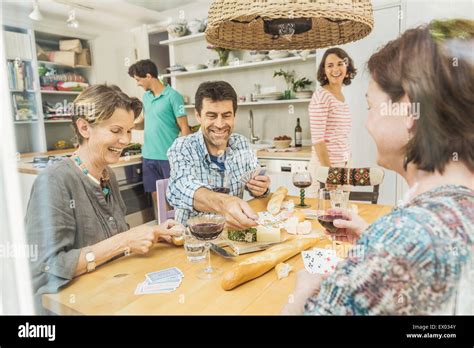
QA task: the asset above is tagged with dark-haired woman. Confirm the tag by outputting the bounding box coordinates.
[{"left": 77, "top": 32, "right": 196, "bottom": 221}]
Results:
[
  {"left": 25, "top": 84, "right": 184, "bottom": 313},
  {"left": 308, "top": 48, "right": 357, "bottom": 194},
  {"left": 283, "top": 19, "right": 474, "bottom": 315}
]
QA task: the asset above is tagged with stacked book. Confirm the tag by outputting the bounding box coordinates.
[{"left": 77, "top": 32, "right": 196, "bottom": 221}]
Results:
[
  {"left": 7, "top": 60, "right": 35, "bottom": 91},
  {"left": 12, "top": 93, "right": 37, "bottom": 121}
]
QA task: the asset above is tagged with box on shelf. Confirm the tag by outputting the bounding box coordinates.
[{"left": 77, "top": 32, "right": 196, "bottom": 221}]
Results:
[
  {"left": 59, "top": 39, "right": 83, "bottom": 53},
  {"left": 76, "top": 48, "right": 91, "bottom": 66},
  {"left": 47, "top": 51, "right": 76, "bottom": 67},
  {"left": 36, "top": 44, "right": 49, "bottom": 61}
]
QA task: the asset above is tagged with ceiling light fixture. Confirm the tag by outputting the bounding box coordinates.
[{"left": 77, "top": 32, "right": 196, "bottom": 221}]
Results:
[
  {"left": 66, "top": 9, "right": 79, "bottom": 29},
  {"left": 29, "top": 0, "right": 43, "bottom": 21}
]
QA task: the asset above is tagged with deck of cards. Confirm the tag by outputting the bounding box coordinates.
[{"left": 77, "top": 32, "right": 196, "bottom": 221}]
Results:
[
  {"left": 240, "top": 166, "right": 266, "bottom": 185},
  {"left": 301, "top": 248, "right": 342, "bottom": 274},
  {"left": 135, "top": 267, "right": 184, "bottom": 295}
]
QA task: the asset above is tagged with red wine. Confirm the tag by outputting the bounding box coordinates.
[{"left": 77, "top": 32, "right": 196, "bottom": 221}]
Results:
[
  {"left": 293, "top": 181, "right": 312, "bottom": 189},
  {"left": 318, "top": 214, "right": 346, "bottom": 233},
  {"left": 212, "top": 187, "right": 230, "bottom": 194},
  {"left": 189, "top": 222, "right": 224, "bottom": 240}
]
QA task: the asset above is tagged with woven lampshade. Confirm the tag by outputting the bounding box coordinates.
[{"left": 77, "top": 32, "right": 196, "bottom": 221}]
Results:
[{"left": 205, "top": 0, "right": 374, "bottom": 50}]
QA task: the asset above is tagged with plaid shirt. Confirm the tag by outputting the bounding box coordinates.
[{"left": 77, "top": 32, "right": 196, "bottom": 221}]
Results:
[{"left": 167, "top": 130, "right": 259, "bottom": 224}]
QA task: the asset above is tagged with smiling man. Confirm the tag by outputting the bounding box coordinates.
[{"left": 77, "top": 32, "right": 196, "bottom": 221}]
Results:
[
  {"left": 128, "top": 59, "right": 190, "bottom": 205},
  {"left": 167, "top": 81, "right": 271, "bottom": 229}
]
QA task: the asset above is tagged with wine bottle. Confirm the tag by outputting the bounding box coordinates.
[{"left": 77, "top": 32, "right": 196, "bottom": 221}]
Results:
[{"left": 295, "top": 117, "right": 302, "bottom": 147}]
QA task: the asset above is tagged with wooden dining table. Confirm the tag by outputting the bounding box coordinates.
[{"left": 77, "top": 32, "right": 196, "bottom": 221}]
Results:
[{"left": 42, "top": 196, "right": 393, "bottom": 315}]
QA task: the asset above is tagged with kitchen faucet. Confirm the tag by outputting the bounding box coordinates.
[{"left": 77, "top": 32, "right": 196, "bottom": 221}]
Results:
[{"left": 249, "top": 110, "right": 260, "bottom": 144}]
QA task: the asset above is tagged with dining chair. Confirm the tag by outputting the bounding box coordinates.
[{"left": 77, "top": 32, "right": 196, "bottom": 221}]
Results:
[
  {"left": 315, "top": 166, "right": 385, "bottom": 204},
  {"left": 155, "top": 178, "right": 175, "bottom": 224}
]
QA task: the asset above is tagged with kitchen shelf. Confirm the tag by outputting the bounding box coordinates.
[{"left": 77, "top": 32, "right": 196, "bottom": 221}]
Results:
[
  {"left": 37, "top": 60, "right": 92, "bottom": 69},
  {"left": 14, "top": 120, "right": 38, "bottom": 124},
  {"left": 184, "top": 98, "right": 312, "bottom": 109},
  {"left": 44, "top": 119, "right": 72, "bottom": 123},
  {"left": 159, "top": 32, "right": 206, "bottom": 46},
  {"left": 160, "top": 54, "right": 316, "bottom": 78},
  {"left": 4, "top": 25, "right": 95, "bottom": 154},
  {"left": 40, "top": 90, "right": 81, "bottom": 95}
]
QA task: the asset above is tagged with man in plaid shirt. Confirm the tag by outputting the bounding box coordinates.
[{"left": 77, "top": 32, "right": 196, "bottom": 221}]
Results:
[{"left": 167, "top": 81, "right": 270, "bottom": 229}]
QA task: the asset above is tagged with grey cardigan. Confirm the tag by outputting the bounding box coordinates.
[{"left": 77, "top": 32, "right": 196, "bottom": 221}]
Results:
[{"left": 25, "top": 158, "right": 129, "bottom": 312}]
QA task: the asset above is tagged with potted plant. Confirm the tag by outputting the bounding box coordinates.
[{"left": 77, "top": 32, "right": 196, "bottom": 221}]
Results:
[
  {"left": 207, "top": 45, "right": 231, "bottom": 66},
  {"left": 292, "top": 77, "right": 313, "bottom": 92},
  {"left": 273, "top": 69, "right": 295, "bottom": 99}
]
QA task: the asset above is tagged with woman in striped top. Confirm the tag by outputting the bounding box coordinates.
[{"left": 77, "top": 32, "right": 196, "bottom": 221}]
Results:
[{"left": 308, "top": 48, "right": 357, "bottom": 166}]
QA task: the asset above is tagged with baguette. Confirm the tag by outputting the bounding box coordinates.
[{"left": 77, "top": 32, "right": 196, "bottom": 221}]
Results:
[
  {"left": 221, "top": 237, "right": 319, "bottom": 290},
  {"left": 267, "top": 186, "right": 288, "bottom": 214}
]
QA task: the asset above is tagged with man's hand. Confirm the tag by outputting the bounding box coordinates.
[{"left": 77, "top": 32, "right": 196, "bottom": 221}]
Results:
[
  {"left": 246, "top": 175, "right": 270, "bottom": 197},
  {"left": 220, "top": 196, "right": 258, "bottom": 230}
]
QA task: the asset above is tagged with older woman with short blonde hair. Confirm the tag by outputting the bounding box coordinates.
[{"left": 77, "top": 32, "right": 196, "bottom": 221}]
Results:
[{"left": 26, "top": 84, "right": 183, "bottom": 313}]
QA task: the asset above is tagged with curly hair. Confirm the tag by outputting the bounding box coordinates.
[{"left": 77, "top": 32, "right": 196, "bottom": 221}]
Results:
[
  {"left": 127, "top": 59, "right": 158, "bottom": 78},
  {"left": 317, "top": 48, "right": 357, "bottom": 86}
]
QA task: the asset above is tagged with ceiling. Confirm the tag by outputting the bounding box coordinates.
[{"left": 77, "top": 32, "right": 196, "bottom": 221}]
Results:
[
  {"left": 124, "top": 0, "right": 196, "bottom": 12},
  {"left": 0, "top": 0, "right": 195, "bottom": 37}
]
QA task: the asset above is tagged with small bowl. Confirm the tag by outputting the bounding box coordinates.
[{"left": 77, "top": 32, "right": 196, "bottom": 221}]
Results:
[{"left": 273, "top": 139, "right": 292, "bottom": 149}]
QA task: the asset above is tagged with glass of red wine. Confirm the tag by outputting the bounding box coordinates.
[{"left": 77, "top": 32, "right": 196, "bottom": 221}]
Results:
[
  {"left": 187, "top": 213, "right": 226, "bottom": 280},
  {"left": 210, "top": 171, "right": 230, "bottom": 194},
  {"left": 317, "top": 188, "right": 348, "bottom": 236},
  {"left": 293, "top": 171, "right": 312, "bottom": 207}
]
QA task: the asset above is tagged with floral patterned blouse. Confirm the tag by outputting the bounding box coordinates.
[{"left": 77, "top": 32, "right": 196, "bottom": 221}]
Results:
[{"left": 304, "top": 185, "right": 474, "bottom": 315}]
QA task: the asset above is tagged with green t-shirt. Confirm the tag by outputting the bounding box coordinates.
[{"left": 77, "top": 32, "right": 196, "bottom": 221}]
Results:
[{"left": 142, "top": 85, "right": 186, "bottom": 160}]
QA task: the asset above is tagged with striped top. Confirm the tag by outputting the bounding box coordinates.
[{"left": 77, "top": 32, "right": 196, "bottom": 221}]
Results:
[{"left": 308, "top": 87, "right": 352, "bottom": 163}]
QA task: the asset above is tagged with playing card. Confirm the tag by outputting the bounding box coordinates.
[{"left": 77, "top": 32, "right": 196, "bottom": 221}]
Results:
[
  {"left": 145, "top": 275, "right": 182, "bottom": 284},
  {"left": 311, "top": 248, "right": 341, "bottom": 275},
  {"left": 134, "top": 281, "right": 177, "bottom": 295},
  {"left": 301, "top": 250, "right": 316, "bottom": 274},
  {"left": 251, "top": 166, "right": 266, "bottom": 178},
  {"left": 142, "top": 280, "right": 181, "bottom": 292},
  {"left": 239, "top": 170, "right": 252, "bottom": 185},
  {"left": 145, "top": 267, "right": 183, "bottom": 283}
]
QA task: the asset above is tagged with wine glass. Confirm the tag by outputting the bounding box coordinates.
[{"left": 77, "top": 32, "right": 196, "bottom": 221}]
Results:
[
  {"left": 293, "top": 171, "right": 312, "bottom": 207},
  {"left": 210, "top": 171, "right": 230, "bottom": 194},
  {"left": 187, "top": 213, "right": 226, "bottom": 280},
  {"left": 317, "top": 188, "right": 349, "bottom": 237}
]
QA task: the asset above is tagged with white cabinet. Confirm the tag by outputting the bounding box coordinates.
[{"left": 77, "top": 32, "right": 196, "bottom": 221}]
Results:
[{"left": 3, "top": 25, "right": 95, "bottom": 154}]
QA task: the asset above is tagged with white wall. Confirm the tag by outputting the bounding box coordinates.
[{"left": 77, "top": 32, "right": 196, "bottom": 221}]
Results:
[{"left": 403, "top": 0, "right": 473, "bottom": 28}]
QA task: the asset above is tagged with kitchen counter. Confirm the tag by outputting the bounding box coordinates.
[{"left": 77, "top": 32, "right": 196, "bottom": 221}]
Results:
[
  {"left": 17, "top": 149, "right": 142, "bottom": 175},
  {"left": 17, "top": 144, "right": 312, "bottom": 175},
  {"left": 256, "top": 145, "right": 312, "bottom": 160}
]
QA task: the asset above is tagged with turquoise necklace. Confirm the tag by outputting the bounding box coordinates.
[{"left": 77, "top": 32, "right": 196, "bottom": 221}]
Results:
[{"left": 71, "top": 153, "right": 110, "bottom": 197}]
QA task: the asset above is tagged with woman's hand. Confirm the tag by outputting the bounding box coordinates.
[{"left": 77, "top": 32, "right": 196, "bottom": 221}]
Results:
[
  {"left": 124, "top": 220, "right": 184, "bottom": 254},
  {"left": 329, "top": 208, "right": 368, "bottom": 244},
  {"left": 281, "top": 269, "right": 327, "bottom": 315},
  {"left": 155, "top": 219, "right": 185, "bottom": 244}
]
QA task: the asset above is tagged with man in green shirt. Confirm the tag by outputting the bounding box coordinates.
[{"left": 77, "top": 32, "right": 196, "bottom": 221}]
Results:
[{"left": 128, "top": 59, "right": 190, "bottom": 203}]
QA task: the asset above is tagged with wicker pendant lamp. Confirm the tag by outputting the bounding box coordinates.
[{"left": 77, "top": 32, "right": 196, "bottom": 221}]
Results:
[{"left": 205, "top": 0, "right": 374, "bottom": 50}]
